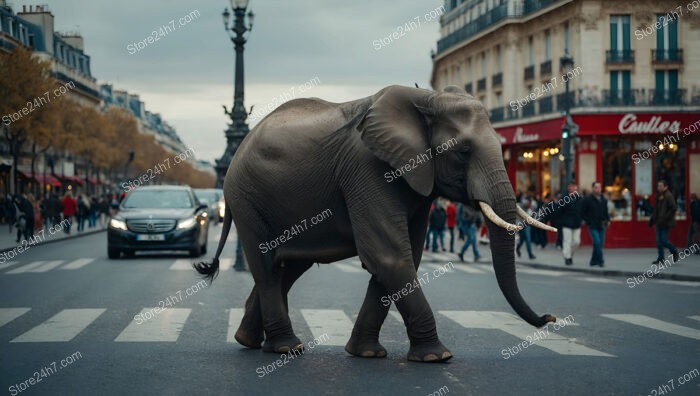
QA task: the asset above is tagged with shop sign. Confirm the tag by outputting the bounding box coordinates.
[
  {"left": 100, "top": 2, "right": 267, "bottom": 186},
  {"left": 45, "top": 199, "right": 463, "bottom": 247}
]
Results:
[{"left": 618, "top": 113, "right": 682, "bottom": 134}]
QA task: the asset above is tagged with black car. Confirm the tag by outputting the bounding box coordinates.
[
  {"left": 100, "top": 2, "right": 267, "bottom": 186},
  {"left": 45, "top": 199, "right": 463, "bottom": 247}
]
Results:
[{"left": 107, "top": 186, "right": 209, "bottom": 259}]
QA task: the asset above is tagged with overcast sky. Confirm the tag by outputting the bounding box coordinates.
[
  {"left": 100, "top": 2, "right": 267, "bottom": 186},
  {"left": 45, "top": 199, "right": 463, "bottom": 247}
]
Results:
[{"left": 37, "top": 0, "right": 444, "bottom": 163}]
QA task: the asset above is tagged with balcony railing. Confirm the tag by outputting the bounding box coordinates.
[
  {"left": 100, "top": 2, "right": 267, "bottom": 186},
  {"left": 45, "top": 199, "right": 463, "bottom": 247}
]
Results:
[
  {"left": 606, "top": 50, "right": 635, "bottom": 64},
  {"left": 652, "top": 49, "right": 683, "bottom": 64},
  {"left": 489, "top": 106, "right": 506, "bottom": 123},
  {"left": 601, "top": 90, "right": 638, "bottom": 106},
  {"left": 538, "top": 96, "right": 553, "bottom": 114},
  {"left": 540, "top": 60, "right": 552, "bottom": 75},
  {"left": 556, "top": 91, "right": 575, "bottom": 112},
  {"left": 651, "top": 89, "right": 686, "bottom": 105},
  {"left": 477, "top": 77, "right": 487, "bottom": 92},
  {"left": 436, "top": 3, "right": 509, "bottom": 54},
  {"left": 524, "top": 0, "right": 561, "bottom": 15},
  {"left": 492, "top": 72, "right": 503, "bottom": 88},
  {"left": 522, "top": 103, "right": 535, "bottom": 118},
  {"left": 465, "top": 82, "right": 473, "bottom": 94},
  {"left": 524, "top": 65, "right": 535, "bottom": 80}
]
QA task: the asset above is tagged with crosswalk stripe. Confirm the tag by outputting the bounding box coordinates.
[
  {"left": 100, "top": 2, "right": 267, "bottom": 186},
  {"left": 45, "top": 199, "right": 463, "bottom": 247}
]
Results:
[
  {"left": 388, "top": 310, "right": 403, "bottom": 324},
  {"left": 689, "top": 316, "right": 700, "bottom": 322},
  {"left": 60, "top": 258, "right": 95, "bottom": 270},
  {"left": 169, "top": 259, "right": 192, "bottom": 270},
  {"left": 6, "top": 261, "right": 48, "bottom": 274},
  {"left": 30, "top": 260, "right": 64, "bottom": 273},
  {"left": 299, "top": 309, "right": 353, "bottom": 346},
  {"left": 115, "top": 308, "right": 191, "bottom": 342},
  {"left": 576, "top": 277, "right": 621, "bottom": 284},
  {"left": 655, "top": 280, "right": 700, "bottom": 287},
  {"left": 601, "top": 314, "right": 700, "bottom": 340},
  {"left": 474, "top": 264, "right": 494, "bottom": 273},
  {"left": 11, "top": 309, "right": 105, "bottom": 342},
  {"left": 335, "top": 262, "right": 365, "bottom": 273},
  {"left": 516, "top": 267, "right": 568, "bottom": 277},
  {"left": 227, "top": 308, "right": 245, "bottom": 343},
  {"left": 424, "top": 263, "right": 454, "bottom": 273},
  {"left": 219, "top": 258, "right": 233, "bottom": 271},
  {"left": 0, "top": 308, "right": 31, "bottom": 327},
  {"left": 453, "top": 264, "right": 485, "bottom": 274},
  {"left": 440, "top": 311, "right": 612, "bottom": 357},
  {"left": 0, "top": 261, "right": 20, "bottom": 271}
]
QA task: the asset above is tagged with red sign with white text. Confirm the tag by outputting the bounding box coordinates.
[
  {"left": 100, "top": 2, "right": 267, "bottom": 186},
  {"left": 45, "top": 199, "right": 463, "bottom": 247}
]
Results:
[
  {"left": 495, "top": 117, "right": 565, "bottom": 146},
  {"left": 573, "top": 113, "right": 700, "bottom": 136}
]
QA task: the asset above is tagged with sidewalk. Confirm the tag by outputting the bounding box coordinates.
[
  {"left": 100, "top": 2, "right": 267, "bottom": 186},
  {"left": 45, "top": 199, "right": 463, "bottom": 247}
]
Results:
[
  {"left": 515, "top": 244, "right": 700, "bottom": 282},
  {"left": 0, "top": 221, "right": 107, "bottom": 253}
]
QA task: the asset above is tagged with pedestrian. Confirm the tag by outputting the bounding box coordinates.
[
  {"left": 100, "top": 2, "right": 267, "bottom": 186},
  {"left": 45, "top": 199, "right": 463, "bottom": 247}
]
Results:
[
  {"left": 99, "top": 195, "right": 110, "bottom": 226},
  {"left": 88, "top": 196, "right": 98, "bottom": 228},
  {"left": 516, "top": 198, "right": 536, "bottom": 260},
  {"left": 649, "top": 180, "right": 679, "bottom": 264},
  {"left": 77, "top": 194, "right": 89, "bottom": 232},
  {"left": 688, "top": 193, "right": 700, "bottom": 252},
  {"left": 427, "top": 200, "right": 447, "bottom": 252},
  {"left": 61, "top": 191, "right": 77, "bottom": 234},
  {"left": 445, "top": 200, "right": 457, "bottom": 253},
  {"left": 456, "top": 203, "right": 481, "bottom": 262},
  {"left": 559, "top": 182, "right": 582, "bottom": 265},
  {"left": 4, "top": 194, "right": 16, "bottom": 233},
  {"left": 47, "top": 193, "right": 61, "bottom": 227},
  {"left": 27, "top": 193, "right": 41, "bottom": 232},
  {"left": 12, "top": 194, "right": 33, "bottom": 242},
  {"left": 581, "top": 181, "right": 610, "bottom": 267}
]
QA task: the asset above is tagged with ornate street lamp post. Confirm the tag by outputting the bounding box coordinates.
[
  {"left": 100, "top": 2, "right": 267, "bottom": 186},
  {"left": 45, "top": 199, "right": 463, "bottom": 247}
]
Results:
[
  {"left": 217, "top": 0, "right": 254, "bottom": 271},
  {"left": 560, "top": 50, "right": 578, "bottom": 189}
]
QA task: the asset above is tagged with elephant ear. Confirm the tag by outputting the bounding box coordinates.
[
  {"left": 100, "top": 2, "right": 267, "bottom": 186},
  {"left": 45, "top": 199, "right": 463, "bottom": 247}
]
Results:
[{"left": 357, "top": 86, "right": 434, "bottom": 196}]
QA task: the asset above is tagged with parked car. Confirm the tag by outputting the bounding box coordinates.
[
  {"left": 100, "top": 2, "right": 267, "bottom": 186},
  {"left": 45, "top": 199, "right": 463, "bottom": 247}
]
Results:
[
  {"left": 194, "top": 188, "right": 224, "bottom": 223},
  {"left": 107, "top": 186, "right": 209, "bottom": 259}
]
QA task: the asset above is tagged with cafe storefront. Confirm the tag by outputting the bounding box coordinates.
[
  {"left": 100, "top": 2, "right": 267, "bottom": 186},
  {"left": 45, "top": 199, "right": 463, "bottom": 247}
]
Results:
[{"left": 496, "top": 111, "right": 700, "bottom": 248}]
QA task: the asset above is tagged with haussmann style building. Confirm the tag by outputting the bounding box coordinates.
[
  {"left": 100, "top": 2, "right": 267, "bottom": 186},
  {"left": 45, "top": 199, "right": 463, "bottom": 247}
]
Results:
[{"left": 431, "top": 0, "right": 700, "bottom": 247}]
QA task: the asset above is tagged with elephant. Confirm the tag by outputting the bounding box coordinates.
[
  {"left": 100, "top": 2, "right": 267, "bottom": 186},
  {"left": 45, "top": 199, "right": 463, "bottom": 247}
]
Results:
[{"left": 195, "top": 84, "right": 557, "bottom": 362}]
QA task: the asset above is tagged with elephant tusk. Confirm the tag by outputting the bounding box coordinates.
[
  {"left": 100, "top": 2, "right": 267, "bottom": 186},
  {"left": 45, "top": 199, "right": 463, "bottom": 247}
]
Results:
[
  {"left": 516, "top": 206, "right": 558, "bottom": 233},
  {"left": 478, "top": 202, "right": 522, "bottom": 232}
]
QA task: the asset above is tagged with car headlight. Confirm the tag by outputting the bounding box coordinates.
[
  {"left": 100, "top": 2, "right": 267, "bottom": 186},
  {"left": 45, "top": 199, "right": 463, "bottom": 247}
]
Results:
[
  {"left": 177, "top": 217, "right": 197, "bottom": 229},
  {"left": 109, "top": 218, "right": 128, "bottom": 231},
  {"left": 218, "top": 202, "right": 225, "bottom": 217}
]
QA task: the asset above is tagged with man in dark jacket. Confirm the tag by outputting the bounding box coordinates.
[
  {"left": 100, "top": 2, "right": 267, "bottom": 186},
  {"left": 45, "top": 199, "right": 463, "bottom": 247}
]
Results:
[
  {"left": 650, "top": 180, "right": 679, "bottom": 263},
  {"left": 688, "top": 193, "right": 700, "bottom": 252},
  {"left": 559, "top": 182, "right": 582, "bottom": 265},
  {"left": 427, "top": 200, "right": 447, "bottom": 252},
  {"left": 581, "top": 181, "right": 610, "bottom": 267}
]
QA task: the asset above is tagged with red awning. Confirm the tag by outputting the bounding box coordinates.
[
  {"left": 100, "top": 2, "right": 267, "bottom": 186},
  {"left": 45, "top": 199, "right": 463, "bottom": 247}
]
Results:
[
  {"left": 87, "top": 177, "right": 101, "bottom": 185},
  {"left": 55, "top": 175, "right": 85, "bottom": 186},
  {"left": 17, "top": 172, "right": 61, "bottom": 187}
]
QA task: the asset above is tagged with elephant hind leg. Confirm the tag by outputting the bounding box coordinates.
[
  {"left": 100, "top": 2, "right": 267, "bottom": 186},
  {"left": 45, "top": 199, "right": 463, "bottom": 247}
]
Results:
[
  {"left": 345, "top": 273, "right": 389, "bottom": 358},
  {"left": 235, "top": 261, "right": 313, "bottom": 349}
]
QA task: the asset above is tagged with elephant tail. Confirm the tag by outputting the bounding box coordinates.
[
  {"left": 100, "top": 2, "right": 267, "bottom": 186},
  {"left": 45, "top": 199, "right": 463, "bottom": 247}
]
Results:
[{"left": 193, "top": 203, "right": 233, "bottom": 283}]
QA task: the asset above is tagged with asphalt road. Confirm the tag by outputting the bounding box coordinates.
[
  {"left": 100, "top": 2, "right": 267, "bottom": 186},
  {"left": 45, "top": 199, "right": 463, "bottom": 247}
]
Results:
[{"left": 0, "top": 225, "right": 698, "bottom": 396}]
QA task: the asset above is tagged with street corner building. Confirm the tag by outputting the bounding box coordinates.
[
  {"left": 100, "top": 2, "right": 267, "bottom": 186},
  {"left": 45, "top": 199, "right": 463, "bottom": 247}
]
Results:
[{"left": 431, "top": 0, "right": 700, "bottom": 248}]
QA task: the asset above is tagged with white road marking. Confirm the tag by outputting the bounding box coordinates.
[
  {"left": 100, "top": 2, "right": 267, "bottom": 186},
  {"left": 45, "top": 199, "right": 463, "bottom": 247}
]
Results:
[
  {"left": 516, "top": 267, "right": 568, "bottom": 277},
  {"left": 601, "top": 314, "right": 700, "bottom": 340},
  {"left": 227, "top": 308, "right": 245, "bottom": 343},
  {"left": 300, "top": 309, "right": 353, "bottom": 346},
  {"left": 453, "top": 265, "right": 485, "bottom": 274},
  {"left": 169, "top": 259, "right": 192, "bottom": 270},
  {"left": 424, "top": 263, "right": 454, "bottom": 273},
  {"left": 0, "top": 261, "right": 20, "bottom": 271},
  {"left": 6, "top": 261, "right": 48, "bottom": 274},
  {"left": 654, "top": 280, "right": 700, "bottom": 287},
  {"left": 0, "top": 308, "right": 31, "bottom": 327},
  {"left": 219, "top": 258, "right": 233, "bottom": 271},
  {"left": 335, "top": 262, "right": 365, "bottom": 273},
  {"left": 11, "top": 309, "right": 105, "bottom": 342},
  {"left": 474, "top": 264, "right": 495, "bottom": 273},
  {"left": 440, "top": 311, "right": 612, "bottom": 357},
  {"left": 115, "top": 308, "right": 191, "bottom": 342},
  {"left": 388, "top": 310, "right": 403, "bottom": 324},
  {"left": 575, "top": 277, "right": 621, "bottom": 284},
  {"left": 688, "top": 315, "right": 700, "bottom": 322},
  {"left": 60, "top": 258, "right": 95, "bottom": 270},
  {"left": 30, "top": 260, "right": 64, "bottom": 273}
]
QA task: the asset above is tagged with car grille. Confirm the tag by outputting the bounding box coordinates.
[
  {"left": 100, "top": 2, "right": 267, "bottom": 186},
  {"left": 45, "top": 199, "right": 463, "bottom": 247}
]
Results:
[{"left": 126, "top": 219, "right": 176, "bottom": 233}]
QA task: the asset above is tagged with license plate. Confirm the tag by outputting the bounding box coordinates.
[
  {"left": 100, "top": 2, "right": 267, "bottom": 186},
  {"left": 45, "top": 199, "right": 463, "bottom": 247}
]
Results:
[{"left": 136, "top": 234, "right": 165, "bottom": 241}]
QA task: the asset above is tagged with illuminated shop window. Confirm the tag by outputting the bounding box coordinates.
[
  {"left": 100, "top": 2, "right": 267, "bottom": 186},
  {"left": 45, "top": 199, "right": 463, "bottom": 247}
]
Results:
[{"left": 602, "top": 140, "right": 632, "bottom": 221}]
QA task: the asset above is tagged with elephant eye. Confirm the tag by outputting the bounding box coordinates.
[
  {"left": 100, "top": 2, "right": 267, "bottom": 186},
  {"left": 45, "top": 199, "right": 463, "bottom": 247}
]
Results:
[{"left": 460, "top": 146, "right": 471, "bottom": 153}]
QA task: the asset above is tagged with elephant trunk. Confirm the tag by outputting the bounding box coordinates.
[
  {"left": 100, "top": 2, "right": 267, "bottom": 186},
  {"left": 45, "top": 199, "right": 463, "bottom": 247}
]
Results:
[{"left": 482, "top": 170, "right": 556, "bottom": 328}]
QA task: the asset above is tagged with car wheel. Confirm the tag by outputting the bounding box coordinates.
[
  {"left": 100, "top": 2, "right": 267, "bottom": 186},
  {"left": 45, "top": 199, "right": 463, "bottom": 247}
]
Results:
[{"left": 108, "top": 247, "right": 120, "bottom": 259}]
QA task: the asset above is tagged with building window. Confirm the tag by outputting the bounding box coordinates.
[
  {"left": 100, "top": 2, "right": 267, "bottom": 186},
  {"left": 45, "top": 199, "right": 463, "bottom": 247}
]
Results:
[
  {"left": 602, "top": 140, "right": 632, "bottom": 221},
  {"left": 654, "top": 14, "right": 681, "bottom": 62},
  {"left": 480, "top": 52, "right": 486, "bottom": 78},
  {"left": 610, "top": 70, "right": 631, "bottom": 104},
  {"left": 544, "top": 29, "right": 551, "bottom": 61},
  {"left": 494, "top": 45, "right": 501, "bottom": 73},
  {"left": 564, "top": 22, "right": 570, "bottom": 51},
  {"left": 609, "top": 15, "right": 632, "bottom": 62},
  {"left": 527, "top": 36, "right": 534, "bottom": 66},
  {"left": 654, "top": 70, "right": 679, "bottom": 105}
]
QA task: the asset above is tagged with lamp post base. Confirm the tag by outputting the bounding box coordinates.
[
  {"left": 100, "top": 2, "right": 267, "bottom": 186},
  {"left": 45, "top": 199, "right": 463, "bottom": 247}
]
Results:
[{"left": 233, "top": 239, "right": 246, "bottom": 271}]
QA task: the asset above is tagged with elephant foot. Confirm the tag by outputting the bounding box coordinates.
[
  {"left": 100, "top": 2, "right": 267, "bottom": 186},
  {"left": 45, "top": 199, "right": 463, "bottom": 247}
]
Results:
[
  {"left": 344, "top": 335, "right": 387, "bottom": 358},
  {"left": 406, "top": 341, "right": 452, "bottom": 363},
  {"left": 262, "top": 334, "right": 304, "bottom": 354},
  {"left": 234, "top": 326, "right": 264, "bottom": 349}
]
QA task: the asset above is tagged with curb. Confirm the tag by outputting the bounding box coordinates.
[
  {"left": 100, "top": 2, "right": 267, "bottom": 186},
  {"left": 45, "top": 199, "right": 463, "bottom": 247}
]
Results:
[
  {"left": 516, "top": 260, "right": 700, "bottom": 282},
  {"left": 0, "top": 228, "right": 107, "bottom": 254}
]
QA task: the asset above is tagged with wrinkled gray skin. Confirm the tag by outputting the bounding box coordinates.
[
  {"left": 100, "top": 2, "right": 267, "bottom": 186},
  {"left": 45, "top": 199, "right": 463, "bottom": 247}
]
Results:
[{"left": 196, "top": 85, "right": 554, "bottom": 363}]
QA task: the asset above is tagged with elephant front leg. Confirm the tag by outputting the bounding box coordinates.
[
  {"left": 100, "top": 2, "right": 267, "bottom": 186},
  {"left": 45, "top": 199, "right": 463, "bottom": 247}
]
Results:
[{"left": 345, "top": 274, "right": 390, "bottom": 358}]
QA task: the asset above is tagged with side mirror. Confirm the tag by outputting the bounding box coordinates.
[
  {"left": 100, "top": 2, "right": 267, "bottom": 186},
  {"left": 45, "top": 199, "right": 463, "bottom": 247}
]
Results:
[{"left": 196, "top": 204, "right": 208, "bottom": 213}]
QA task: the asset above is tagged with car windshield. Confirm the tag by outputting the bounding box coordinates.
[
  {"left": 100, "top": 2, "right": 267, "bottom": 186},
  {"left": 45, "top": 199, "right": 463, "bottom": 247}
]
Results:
[
  {"left": 194, "top": 190, "right": 220, "bottom": 203},
  {"left": 123, "top": 190, "right": 193, "bottom": 209}
]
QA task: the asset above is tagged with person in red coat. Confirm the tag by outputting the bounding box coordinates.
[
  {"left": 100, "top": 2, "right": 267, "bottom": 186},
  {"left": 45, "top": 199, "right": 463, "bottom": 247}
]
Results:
[
  {"left": 445, "top": 200, "right": 457, "bottom": 253},
  {"left": 61, "top": 191, "right": 77, "bottom": 234}
]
